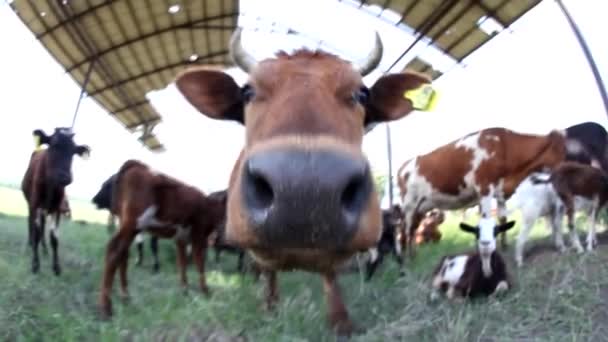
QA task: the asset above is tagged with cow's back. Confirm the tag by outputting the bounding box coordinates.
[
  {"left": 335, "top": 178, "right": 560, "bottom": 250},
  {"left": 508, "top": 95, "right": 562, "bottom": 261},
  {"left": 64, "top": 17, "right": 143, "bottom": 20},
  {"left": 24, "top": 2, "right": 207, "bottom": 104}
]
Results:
[
  {"left": 152, "top": 174, "right": 205, "bottom": 224},
  {"left": 113, "top": 160, "right": 156, "bottom": 218},
  {"left": 499, "top": 130, "right": 566, "bottom": 197},
  {"left": 402, "top": 131, "right": 485, "bottom": 199}
]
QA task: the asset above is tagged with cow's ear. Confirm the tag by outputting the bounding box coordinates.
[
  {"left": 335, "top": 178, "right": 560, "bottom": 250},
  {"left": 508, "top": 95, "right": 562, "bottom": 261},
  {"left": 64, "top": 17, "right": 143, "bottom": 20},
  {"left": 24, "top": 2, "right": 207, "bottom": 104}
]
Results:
[
  {"left": 175, "top": 68, "right": 244, "bottom": 124},
  {"left": 33, "top": 129, "right": 50, "bottom": 146},
  {"left": 364, "top": 71, "right": 431, "bottom": 130},
  {"left": 75, "top": 145, "right": 90, "bottom": 159}
]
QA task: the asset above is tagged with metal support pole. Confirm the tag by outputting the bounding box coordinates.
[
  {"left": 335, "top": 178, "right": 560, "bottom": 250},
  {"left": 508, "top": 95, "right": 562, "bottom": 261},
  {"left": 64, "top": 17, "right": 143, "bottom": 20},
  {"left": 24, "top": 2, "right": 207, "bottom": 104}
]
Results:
[
  {"left": 555, "top": 0, "right": 608, "bottom": 117},
  {"left": 71, "top": 59, "right": 96, "bottom": 128},
  {"left": 386, "top": 123, "right": 394, "bottom": 207}
]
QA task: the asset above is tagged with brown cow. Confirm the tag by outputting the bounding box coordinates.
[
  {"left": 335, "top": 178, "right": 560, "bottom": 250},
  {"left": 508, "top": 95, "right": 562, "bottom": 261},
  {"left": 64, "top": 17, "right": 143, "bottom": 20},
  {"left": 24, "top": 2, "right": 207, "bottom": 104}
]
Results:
[
  {"left": 174, "top": 28, "right": 431, "bottom": 337},
  {"left": 21, "top": 128, "right": 89, "bottom": 275},
  {"left": 397, "top": 127, "right": 566, "bottom": 261},
  {"left": 414, "top": 208, "right": 445, "bottom": 245},
  {"left": 98, "top": 160, "right": 227, "bottom": 317},
  {"left": 531, "top": 161, "right": 608, "bottom": 253}
]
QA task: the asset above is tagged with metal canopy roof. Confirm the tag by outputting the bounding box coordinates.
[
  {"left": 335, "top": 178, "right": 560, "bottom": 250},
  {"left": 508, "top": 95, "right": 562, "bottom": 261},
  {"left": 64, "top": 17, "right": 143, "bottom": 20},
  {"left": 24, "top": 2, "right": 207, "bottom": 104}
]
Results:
[
  {"left": 352, "top": 0, "right": 542, "bottom": 79},
  {"left": 9, "top": 0, "right": 540, "bottom": 151},
  {"left": 9, "top": 0, "right": 239, "bottom": 151}
]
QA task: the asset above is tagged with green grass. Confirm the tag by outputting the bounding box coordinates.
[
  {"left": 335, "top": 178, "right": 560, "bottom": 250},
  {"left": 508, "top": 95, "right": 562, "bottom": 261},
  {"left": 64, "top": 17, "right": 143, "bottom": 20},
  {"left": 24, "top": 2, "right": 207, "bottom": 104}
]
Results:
[{"left": 1, "top": 186, "right": 608, "bottom": 341}]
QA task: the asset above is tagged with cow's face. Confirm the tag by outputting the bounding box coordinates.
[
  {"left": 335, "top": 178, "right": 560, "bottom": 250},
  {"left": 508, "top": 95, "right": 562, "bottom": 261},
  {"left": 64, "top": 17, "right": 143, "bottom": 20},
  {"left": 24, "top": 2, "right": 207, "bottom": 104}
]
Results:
[
  {"left": 34, "top": 128, "right": 90, "bottom": 187},
  {"left": 460, "top": 218, "right": 515, "bottom": 256},
  {"left": 176, "top": 29, "right": 430, "bottom": 266}
]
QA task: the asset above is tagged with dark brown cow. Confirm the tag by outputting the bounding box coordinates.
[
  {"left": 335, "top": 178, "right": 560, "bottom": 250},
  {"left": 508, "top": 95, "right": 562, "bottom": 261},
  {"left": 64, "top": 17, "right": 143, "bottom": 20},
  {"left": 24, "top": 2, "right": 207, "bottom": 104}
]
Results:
[
  {"left": 531, "top": 161, "right": 608, "bottom": 252},
  {"left": 21, "top": 128, "right": 89, "bottom": 275},
  {"left": 397, "top": 128, "right": 566, "bottom": 260},
  {"left": 98, "top": 160, "right": 227, "bottom": 317},
  {"left": 175, "top": 28, "right": 431, "bottom": 337}
]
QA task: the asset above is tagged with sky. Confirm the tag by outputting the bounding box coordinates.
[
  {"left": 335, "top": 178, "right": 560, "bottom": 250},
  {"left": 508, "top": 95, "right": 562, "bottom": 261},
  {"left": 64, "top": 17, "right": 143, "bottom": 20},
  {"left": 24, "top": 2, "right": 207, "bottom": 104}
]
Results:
[{"left": 0, "top": 0, "right": 606, "bottom": 204}]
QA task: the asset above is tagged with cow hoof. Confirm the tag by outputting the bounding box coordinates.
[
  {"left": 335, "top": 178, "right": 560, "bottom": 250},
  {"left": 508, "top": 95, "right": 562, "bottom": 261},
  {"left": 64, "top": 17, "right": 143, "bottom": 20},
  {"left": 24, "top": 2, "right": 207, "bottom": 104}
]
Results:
[
  {"left": 201, "top": 286, "right": 211, "bottom": 297},
  {"left": 99, "top": 303, "right": 113, "bottom": 320},
  {"left": 152, "top": 264, "right": 160, "bottom": 274},
  {"left": 31, "top": 262, "right": 40, "bottom": 274},
  {"left": 53, "top": 264, "right": 62, "bottom": 276},
  {"left": 332, "top": 319, "right": 361, "bottom": 339},
  {"left": 119, "top": 292, "right": 131, "bottom": 303}
]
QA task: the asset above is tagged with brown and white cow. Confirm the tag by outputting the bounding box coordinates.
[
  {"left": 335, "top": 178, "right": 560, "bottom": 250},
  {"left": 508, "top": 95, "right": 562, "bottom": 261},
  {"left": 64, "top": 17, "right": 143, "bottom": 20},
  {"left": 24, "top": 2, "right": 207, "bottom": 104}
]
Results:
[
  {"left": 98, "top": 160, "right": 227, "bottom": 317},
  {"left": 174, "top": 28, "right": 431, "bottom": 337},
  {"left": 397, "top": 127, "right": 566, "bottom": 260},
  {"left": 21, "top": 128, "right": 90, "bottom": 275}
]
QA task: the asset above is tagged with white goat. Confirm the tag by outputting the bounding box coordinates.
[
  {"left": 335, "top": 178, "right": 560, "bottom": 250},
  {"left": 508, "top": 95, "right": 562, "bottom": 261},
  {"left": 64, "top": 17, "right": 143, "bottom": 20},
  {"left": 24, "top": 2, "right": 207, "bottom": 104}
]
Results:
[{"left": 510, "top": 172, "right": 593, "bottom": 267}]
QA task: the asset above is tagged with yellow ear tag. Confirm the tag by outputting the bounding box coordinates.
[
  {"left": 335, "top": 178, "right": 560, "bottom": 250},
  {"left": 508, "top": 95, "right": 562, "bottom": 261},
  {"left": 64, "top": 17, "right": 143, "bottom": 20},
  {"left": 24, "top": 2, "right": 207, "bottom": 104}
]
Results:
[
  {"left": 404, "top": 84, "right": 439, "bottom": 112},
  {"left": 33, "top": 135, "right": 43, "bottom": 151}
]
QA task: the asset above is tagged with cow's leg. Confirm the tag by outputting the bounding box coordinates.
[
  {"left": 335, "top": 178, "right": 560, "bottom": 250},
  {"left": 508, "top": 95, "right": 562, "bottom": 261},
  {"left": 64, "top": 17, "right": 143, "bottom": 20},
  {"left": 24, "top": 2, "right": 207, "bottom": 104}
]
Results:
[
  {"left": 39, "top": 209, "right": 48, "bottom": 256},
  {"left": 364, "top": 247, "right": 383, "bottom": 281},
  {"left": 150, "top": 236, "right": 160, "bottom": 273},
  {"left": 134, "top": 233, "right": 144, "bottom": 267},
  {"left": 99, "top": 216, "right": 136, "bottom": 317},
  {"left": 29, "top": 207, "right": 41, "bottom": 273},
  {"left": 190, "top": 235, "right": 210, "bottom": 295},
  {"left": 586, "top": 201, "right": 599, "bottom": 251},
  {"left": 264, "top": 270, "right": 279, "bottom": 311},
  {"left": 323, "top": 272, "right": 355, "bottom": 337},
  {"left": 562, "top": 195, "right": 584, "bottom": 253},
  {"left": 214, "top": 246, "right": 221, "bottom": 263},
  {"left": 99, "top": 223, "right": 133, "bottom": 318},
  {"left": 175, "top": 239, "right": 189, "bottom": 292},
  {"left": 236, "top": 251, "right": 245, "bottom": 273},
  {"left": 49, "top": 213, "right": 62, "bottom": 275},
  {"left": 496, "top": 198, "right": 508, "bottom": 249},
  {"left": 550, "top": 207, "right": 566, "bottom": 253},
  {"left": 118, "top": 231, "right": 137, "bottom": 302},
  {"left": 515, "top": 211, "right": 537, "bottom": 267}
]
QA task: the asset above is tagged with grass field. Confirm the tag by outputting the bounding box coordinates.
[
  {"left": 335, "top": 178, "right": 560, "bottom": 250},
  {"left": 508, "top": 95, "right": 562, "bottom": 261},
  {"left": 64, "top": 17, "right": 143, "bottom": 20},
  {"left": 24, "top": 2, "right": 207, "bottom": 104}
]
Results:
[{"left": 1, "top": 186, "right": 608, "bottom": 341}]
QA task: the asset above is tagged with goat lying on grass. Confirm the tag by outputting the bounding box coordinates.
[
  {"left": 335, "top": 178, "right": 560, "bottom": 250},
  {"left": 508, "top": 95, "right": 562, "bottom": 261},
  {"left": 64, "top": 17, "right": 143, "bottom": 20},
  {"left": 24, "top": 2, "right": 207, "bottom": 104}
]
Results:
[{"left": 430, "top": 218, "right": 515, "bottom": 300}]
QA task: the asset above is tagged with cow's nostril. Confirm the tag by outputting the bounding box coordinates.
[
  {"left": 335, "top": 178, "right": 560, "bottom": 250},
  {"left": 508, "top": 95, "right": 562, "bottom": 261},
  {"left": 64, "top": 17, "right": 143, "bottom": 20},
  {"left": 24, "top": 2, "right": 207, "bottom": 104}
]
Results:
[
  {"left": 245, "top": 165, "right": 274, "bottom": 211},
  {"left": 341, "top": 173, "right": 369, "bottom": 215}
]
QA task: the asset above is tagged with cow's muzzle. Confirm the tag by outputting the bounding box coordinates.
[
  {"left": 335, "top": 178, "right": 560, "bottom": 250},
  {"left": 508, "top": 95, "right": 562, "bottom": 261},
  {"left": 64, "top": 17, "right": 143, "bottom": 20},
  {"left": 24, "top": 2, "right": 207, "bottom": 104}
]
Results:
[{"left": 241, "top": 149, "right": 372, "bottom": 249}]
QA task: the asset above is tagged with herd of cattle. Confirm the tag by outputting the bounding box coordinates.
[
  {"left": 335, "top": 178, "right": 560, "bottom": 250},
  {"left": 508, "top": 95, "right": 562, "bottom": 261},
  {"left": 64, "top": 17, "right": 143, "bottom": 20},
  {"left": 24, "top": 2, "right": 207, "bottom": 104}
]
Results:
[{"left": 18, "top": 28, "right": 608, "bottom": 338}]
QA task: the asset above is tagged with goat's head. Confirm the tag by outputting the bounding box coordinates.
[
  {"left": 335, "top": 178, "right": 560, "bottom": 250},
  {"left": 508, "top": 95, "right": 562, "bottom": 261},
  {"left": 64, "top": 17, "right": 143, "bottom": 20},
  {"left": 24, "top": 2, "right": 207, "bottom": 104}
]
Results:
[{"left": 460, "top": 217, "right": 515, "bottom": 257}]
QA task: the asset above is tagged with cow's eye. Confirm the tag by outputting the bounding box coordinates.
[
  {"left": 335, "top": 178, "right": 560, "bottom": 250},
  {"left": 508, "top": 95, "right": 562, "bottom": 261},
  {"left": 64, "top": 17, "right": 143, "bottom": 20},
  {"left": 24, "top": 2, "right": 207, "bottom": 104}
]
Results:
[
  {"left": 241, "top": 85, "right": 256, "bottom": 103},
  {"left": 352, "top": 86, "right": 370, "bottom": 105}
]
